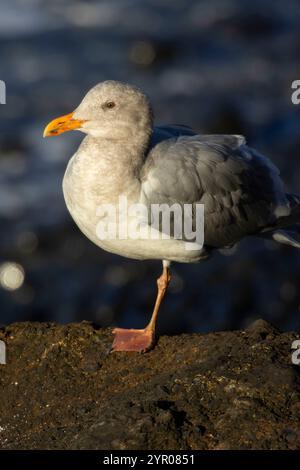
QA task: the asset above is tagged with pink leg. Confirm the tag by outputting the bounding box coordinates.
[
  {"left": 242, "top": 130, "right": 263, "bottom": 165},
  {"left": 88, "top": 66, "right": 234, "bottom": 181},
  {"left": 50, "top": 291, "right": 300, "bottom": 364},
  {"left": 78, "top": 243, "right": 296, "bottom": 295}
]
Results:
[{"left": 112, "top": 265, "right": 171, "bottom": 352}]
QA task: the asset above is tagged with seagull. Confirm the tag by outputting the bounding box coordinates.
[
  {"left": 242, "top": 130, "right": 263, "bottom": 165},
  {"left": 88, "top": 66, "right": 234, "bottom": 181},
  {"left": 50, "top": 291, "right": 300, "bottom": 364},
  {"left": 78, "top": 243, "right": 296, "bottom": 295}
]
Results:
[{"left": 44, "top": 80, "right": 300, "bottom": 352}]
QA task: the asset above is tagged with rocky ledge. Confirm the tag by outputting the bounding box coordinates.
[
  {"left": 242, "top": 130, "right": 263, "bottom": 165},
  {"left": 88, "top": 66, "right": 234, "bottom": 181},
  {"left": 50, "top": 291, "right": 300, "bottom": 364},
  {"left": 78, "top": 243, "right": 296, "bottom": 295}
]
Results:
[{"left": 0, "top": 319, "right": 299, "bottom": 450}]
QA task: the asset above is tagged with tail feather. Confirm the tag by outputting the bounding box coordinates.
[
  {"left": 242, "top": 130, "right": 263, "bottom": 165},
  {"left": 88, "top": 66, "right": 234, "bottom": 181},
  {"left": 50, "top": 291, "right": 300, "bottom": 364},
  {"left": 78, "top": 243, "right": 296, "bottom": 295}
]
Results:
[
  {"left": 261, "top": 193, "right": 300, "bottom": 248},
  {"left": 271, "top": 228, "right": 300, "bottom": 248},
  {"left": 276, "top": 193, "right": 300, "bottom": 229}
]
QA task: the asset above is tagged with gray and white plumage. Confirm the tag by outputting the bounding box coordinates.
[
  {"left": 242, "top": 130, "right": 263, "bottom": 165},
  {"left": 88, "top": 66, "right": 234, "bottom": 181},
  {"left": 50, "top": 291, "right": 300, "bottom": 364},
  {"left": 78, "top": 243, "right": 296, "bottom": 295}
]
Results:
[
  {"left": 143, "top": 131, "right": 297, "bottom": 248},
  {"left": 57, "top": 80, "right": 300, "bottom": 263}
]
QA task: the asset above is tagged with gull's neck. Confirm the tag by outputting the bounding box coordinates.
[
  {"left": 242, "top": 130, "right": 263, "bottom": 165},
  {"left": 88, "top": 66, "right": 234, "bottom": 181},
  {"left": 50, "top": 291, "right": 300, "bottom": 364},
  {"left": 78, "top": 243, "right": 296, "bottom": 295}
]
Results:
[{"left": 66, "top": 124, "right": 152, "bottom": 206}]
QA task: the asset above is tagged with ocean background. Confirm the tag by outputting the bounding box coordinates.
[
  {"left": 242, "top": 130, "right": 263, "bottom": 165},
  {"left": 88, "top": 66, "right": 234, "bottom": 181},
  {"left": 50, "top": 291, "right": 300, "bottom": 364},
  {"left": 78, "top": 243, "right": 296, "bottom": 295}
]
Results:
[{"left": 0, "top": 0, "right": 300, "bottom": 334}]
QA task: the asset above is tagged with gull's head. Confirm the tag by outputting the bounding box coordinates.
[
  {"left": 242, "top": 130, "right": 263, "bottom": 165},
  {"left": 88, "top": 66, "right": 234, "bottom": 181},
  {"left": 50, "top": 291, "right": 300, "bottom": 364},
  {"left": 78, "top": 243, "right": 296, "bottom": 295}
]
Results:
[{"left": 43, "top": 80, "right": 153, "bottom": 139}]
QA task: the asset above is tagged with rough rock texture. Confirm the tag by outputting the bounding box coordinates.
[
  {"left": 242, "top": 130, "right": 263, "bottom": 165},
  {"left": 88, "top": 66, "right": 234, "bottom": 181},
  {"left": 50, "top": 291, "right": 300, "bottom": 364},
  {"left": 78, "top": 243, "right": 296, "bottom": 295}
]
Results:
[{"left": 0, "top": 319, "right": 300, "bottom": 450}]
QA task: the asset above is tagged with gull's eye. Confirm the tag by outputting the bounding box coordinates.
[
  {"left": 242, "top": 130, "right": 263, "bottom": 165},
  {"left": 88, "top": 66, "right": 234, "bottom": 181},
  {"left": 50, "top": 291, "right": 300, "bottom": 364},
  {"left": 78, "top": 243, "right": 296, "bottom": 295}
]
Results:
[{"left": 103, "top": 101, "right": 115, "bottom": 110}]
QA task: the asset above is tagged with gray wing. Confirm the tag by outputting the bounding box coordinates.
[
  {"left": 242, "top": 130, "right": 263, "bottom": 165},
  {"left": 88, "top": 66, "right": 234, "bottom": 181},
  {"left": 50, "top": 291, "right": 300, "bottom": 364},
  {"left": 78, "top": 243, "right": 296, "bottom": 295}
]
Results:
[{"left": 140, "top": 134, "right": 290, "bottom": 248}]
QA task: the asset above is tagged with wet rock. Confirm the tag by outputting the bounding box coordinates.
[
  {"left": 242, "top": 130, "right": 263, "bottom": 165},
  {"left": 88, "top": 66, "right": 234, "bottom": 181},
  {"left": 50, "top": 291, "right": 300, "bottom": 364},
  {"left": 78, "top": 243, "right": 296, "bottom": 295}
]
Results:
[{"left": 0, "top": 320, "right": 299, "bottom": 450}]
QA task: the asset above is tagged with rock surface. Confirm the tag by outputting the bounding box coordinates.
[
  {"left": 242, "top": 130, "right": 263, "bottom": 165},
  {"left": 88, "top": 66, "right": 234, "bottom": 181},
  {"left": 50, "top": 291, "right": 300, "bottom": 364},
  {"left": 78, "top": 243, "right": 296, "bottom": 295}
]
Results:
[{"left": 0, "top": 319, "right": 300, "bottom": 450}]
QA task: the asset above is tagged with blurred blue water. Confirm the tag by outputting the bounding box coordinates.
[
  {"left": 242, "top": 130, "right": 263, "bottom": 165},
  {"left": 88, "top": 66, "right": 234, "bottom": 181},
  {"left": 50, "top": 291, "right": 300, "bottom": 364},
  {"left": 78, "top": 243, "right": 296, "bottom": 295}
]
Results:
[{"left": 0, "top": 0, "right": 300, "bottom": 333}]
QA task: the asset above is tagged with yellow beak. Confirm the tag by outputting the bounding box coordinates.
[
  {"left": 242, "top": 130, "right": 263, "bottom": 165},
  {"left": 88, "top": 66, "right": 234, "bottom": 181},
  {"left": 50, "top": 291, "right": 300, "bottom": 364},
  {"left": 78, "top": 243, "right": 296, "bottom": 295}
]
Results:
[{"left": 43, "top": 112, "right": 85, "bottom": 137}]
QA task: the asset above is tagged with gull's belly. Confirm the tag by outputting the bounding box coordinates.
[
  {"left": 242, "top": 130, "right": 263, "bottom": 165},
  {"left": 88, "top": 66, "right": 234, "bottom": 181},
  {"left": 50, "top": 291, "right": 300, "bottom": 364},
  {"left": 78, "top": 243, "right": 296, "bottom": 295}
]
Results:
[
  {"left": 63, "top": 173, "right": 205, "bottom": 263},
  {"left": 65, "top": 201, "right": 205, "bottom": 262}
]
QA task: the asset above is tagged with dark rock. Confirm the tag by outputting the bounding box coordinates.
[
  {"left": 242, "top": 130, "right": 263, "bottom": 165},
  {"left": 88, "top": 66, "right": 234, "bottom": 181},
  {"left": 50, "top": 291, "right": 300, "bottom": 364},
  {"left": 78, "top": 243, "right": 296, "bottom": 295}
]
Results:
[{"left": 0, "top": 320, "right": 300, "bottom": 450}]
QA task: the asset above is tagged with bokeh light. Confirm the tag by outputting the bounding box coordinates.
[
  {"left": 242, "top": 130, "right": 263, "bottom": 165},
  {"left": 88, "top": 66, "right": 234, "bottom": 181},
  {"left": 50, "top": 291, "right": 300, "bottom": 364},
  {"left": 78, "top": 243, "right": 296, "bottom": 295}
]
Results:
[
  {"left": 0, "top": 262, "right": 25, "bottom": 291},
  {"left": 129, "top": 41, "right": 156, "bottom": 66}
]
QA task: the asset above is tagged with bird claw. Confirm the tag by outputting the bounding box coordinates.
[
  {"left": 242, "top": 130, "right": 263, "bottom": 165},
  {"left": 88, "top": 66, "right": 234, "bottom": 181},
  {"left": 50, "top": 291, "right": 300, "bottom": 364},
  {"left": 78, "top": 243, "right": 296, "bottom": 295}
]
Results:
[{"left": 111, "top": 327, "right": 155, "bottom": 353}]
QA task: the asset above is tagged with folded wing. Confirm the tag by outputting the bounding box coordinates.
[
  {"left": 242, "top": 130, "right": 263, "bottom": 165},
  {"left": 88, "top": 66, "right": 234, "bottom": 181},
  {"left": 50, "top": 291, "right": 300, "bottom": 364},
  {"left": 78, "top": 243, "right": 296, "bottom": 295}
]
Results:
[{"left": 141, "top": 132, "right": 291, "bottom": 248}]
